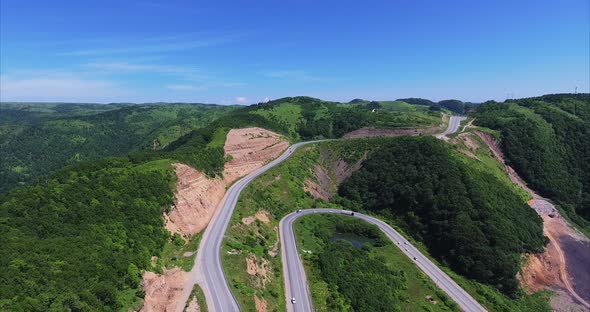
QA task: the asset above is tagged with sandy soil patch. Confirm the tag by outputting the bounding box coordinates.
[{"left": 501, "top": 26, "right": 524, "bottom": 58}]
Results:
[
  {"left": 165, "top": 164, "right": 227, "bottom": 236},
  {"left": 184, "top": 295, "right": 201, "bottom": 312},
  {"left": 246, "top": 253, "right": 271, "bottom": 288},
  {"left": 141, "top": 268, "right": 188, "bottom": 312},
  {"left": 223, "top": 127, "right": 289, "bottom": 183},
  {"left": 254, "top": 295, "right": 268, "bottom": 312},
  {"left": 242, "top": 210, "right": 272, "bottom": 225}
]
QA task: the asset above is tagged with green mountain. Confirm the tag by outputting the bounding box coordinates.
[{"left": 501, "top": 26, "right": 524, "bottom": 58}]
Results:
[
  {"left": 0, "top": 102, "right": 237, "bottom": 193},
  {"left": 221, "top": 137, "right": 549, "bottom": 311},
  {"left": 338, "top": 136, "right": 545, "bottom": 296},
  {"left": 0, "top": 96, "right": 444, "bottom": 311},
  {"left": 474, "top": 94, "right": 590, "bottom": 232}
]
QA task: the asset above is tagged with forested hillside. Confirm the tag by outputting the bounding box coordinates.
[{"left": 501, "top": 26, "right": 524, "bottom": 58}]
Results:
[
  {"left": 396, "top": 97, "right": 479, "bottom": 114},
  {"left": 295, "top": 214, "right": 459, "bottom": 311},
  {"left": 0, "top": 103, "right": 237, "bottom": 193},
  {"left": 223, "top": 136, "right": 549, "bottom": 311},
  {"left": 0, "top": 97, "right": 444, "bottom": 311},
  {"left": 338, "top": 136, "right": 546, "bottom": 296},
  {"left": 474, "top": 94, "right": 590, "bottom": 229},
  {"left": 0, "top": 97, "right": 441, "bottom": 194},
  {"left": 0, "top": 158, "right": 176, "bottom": 311},
  {"left": 247, "top": 96, "right": 442, "bottom": 139}
]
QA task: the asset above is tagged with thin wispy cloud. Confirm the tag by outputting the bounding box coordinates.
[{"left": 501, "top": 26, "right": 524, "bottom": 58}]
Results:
[
  {"left": 167, "top": 84, "right": 201, "bottom": 91},
  {"left": 262, "top": 70, "right": 327, "bottom": 82},
  {"left": 59, "top": 35, "right": 238, "bottom": 56},
  {"left": 84, "top": 61, "right": 205, "bottom": 77},
  {"left": 166, "top": 81, "right": 245, "bottom": 91},
  {"left": 0, "top": 75, "right": 127, "bottom": 102}
]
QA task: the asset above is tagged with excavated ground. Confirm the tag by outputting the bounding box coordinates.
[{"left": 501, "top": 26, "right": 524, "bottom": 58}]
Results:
[{"left": 140, "top": 127, "right": 288, "bottom": 312}]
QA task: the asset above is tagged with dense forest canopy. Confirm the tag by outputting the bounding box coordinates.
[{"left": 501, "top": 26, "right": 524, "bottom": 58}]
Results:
[
  {"left": 474, "top": 94, "right": 590, "bottom": 227},
  {"left": 0, "top": 103, "right": 237, "bottom": 193},
  {"left": 314, "top": 227, "right": 407, "bottom": 311},
  {"left": 0, "top": 158, "right": 176, "bottom": 311},
  {"left": 338, "top": 136, "right": 546, "bottom": 296}
]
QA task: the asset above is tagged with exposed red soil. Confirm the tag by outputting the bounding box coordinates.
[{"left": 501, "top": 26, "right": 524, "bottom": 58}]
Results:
[
  {"left": 165, "top": 127, "right": 287, "bottom": 237},
  {"left": 140, "top": 268, "right": 188, "bottom": 312},
  {"left": 254, "top": 295, "right": 268, "bottom": 312},
  {"left": 141, "top": 127, "right": 288, "bottom": 312}
]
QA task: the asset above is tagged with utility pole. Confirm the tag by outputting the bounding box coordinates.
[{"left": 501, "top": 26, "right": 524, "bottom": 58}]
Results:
[{"left": 575, "top": 86, "right": 578, "bottom": 94}]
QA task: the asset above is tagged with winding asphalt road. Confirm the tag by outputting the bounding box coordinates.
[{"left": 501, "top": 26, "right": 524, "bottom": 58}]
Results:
[
  {"left": 177, "top": 140, "right": 325, "bottom": 312},
  {"left": 280, "top": 209, "right": 487, "bottom": 312},
  {"left": 176, "top": 116, "right": 472, "bottom": 312}
]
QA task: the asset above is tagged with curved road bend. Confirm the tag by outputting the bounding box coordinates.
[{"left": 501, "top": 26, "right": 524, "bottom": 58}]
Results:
[
  {"left": 280, "top": 209, "right": 487, "bottom": 312},
  {"left": 177, "top": 116, "right": 467, "bottom": 312},
  {"left": 176, "top": 140, "right": 326, "bottom": 312}
]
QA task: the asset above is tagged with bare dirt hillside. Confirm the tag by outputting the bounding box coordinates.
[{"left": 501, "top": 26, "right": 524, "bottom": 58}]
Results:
[
  {"left": 165, "top": 127, "right": 288, "bottom": 237},
  {"left": 141, "top": 127, "right": 288, "bottom": 312},
  {"left": 141, "top": 268, "right": 188, "bottom": 312},
  {"left": 303, "top": 149, "right": 365, "bottom": 201}
]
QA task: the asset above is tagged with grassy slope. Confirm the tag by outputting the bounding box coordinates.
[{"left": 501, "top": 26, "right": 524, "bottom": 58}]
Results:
[
  {"left": 251, "top": 103, "right": 303, "bottom": 138},
  {"left": 222, "top": 138, "right": 549, "bottom": 311}
]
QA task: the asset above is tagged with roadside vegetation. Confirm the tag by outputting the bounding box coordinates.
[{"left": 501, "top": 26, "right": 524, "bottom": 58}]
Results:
[
  {"left": 294, "top": 214, "right": 459, "bottom": 311},
  {"left": 184, "top": 285, "right": 208, "bottom": 312},
  {"left": 338, "top": 136, "right": 546, "bottom": 296},
  {"left": 474, "top": 94, "right": 590, "bottom": 234},
  {"left": 223, "top": 137, "right": 550, "bottom": 311}
]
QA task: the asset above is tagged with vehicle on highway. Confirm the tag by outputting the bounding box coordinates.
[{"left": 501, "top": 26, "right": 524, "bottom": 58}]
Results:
[
  {"left": 341, "top": 210, "right": 354, "bottom": 216},
  {"left": 291, "top": 297, "right": 296, "bottom": 304}
]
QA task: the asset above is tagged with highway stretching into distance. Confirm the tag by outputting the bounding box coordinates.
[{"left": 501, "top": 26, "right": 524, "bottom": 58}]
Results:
[
  {"left": 280, "top": 209, "right": 487, "bottom": 312},
  {"left": 177, "top": 116, "right": 475, "bottom": 312},
  {"left": 437, "top": 115, "right": 466, "bottom": 138}
]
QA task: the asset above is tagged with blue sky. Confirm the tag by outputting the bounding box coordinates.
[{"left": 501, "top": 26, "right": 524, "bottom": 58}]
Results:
[{"left": 1, "top": 0, "right": 588, "bottom": 104}]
